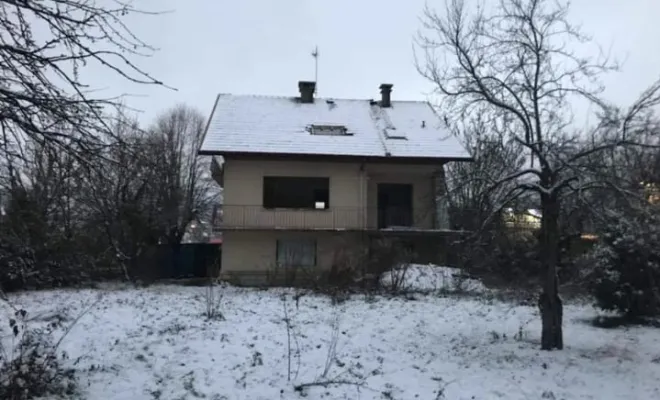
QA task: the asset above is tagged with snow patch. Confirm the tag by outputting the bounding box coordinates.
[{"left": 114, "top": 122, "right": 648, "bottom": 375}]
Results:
[{"left": 380, "top": 263, "right": 488, "bottom": 293}]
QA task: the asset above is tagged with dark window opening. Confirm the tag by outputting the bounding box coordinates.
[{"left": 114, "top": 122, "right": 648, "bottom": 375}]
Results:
[
  {"left": 263, "top": 177, "right": 330, "bottom": 209},
  {"left": 276, "top": 239, "right": 317, "bottom": 267},
  {"left": 377, "top": 183, "right": 413, "bottom": 228}
]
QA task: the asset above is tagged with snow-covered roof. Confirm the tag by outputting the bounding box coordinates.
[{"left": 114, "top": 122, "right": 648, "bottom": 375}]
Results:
[{"left": 199, "top": 94, "right": 471, "bottom": 161}]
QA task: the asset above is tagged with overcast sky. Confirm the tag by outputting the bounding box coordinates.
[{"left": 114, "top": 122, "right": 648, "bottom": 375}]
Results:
[{"left": 88, "top": 0, "right": 660, "bottom": 125}]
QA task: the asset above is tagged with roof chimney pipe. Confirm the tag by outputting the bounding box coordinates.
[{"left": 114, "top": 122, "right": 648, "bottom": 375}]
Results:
[
  {"left": 298, "top": 81, "right": 316, "bottom": 103},
  {"left": 380, "top": 83, "right": 393, "bottom": 107}
]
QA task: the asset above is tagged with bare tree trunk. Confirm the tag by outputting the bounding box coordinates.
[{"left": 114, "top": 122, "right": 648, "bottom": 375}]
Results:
[{"left": 539, "top": 192, "right": 563, "bottom": 350}]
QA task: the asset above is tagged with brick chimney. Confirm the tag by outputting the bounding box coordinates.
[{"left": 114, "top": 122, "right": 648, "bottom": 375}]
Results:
[
  {"left": 380, "top": 83, "right": 393, "bottom": 107},
  {"left": 298, "top": 81, "right": 316, "bottom": 103}
]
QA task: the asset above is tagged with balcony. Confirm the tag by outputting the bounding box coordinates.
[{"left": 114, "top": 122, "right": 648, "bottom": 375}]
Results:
[{"left": 216, "top": 205, "right": 438, "bottom": 231}]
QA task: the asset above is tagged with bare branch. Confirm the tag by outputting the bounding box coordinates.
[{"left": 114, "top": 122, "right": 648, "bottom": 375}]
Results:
[{"left": 0, "top": 0, "right": 170, "bottom": 162}]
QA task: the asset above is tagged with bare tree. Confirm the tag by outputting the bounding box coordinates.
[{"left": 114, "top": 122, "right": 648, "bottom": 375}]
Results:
[
  {"left": 444, "top": 115, "right": 526, "bottom": 230},
  {"left": 149, "top": 105, "right": 218, "bottom": 244},
  {"left": 80, "top": 112, "right": 162, "bottom": 280},
  {"left": 70, "top": 105, "right": 218, "bottom": 281},
  {"left": 0, "top": 131, "right": 95, "bottom": 289},
  {"left": 417, "top": 0, "right": 660, "bottom": 349},
  {"left": 0, "top": 0, "right": 166, "bottom": 160}
]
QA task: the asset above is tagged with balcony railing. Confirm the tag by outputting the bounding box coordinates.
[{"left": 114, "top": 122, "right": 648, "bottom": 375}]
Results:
[
  {"left": 377, "top": 207, "right": 413, "bottom": 229},
  {"left": 216, "top": 205, "right": 436, "bottom": 231}
]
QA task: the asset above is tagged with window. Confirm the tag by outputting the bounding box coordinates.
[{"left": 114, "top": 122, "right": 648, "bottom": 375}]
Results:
[
  {"left": 263, "top": 177, "right": 329, "bottom": 209},
  {"left": 308, "top": 124, "right": 351, "bottom": 136},
  {"left": 276, "top": 239, "right": 316, "bottom": 267}
]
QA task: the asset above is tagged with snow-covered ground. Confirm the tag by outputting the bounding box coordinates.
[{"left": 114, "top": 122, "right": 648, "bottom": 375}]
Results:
[{"left": 1, "top": 269, "right": 659, "bottom": 399}]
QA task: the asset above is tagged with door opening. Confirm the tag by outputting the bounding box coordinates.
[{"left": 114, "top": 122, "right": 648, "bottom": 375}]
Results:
[{"left": 377, "top": 183, "right": 413, "bottom": 229}]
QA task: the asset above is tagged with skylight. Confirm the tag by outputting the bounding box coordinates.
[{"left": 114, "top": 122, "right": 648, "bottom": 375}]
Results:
[
  {"left": 384, "top": 128, "right": 406, "bottom": 139},
  {"left": 308, "top": 124, "right": 352, "bottom": 136}
]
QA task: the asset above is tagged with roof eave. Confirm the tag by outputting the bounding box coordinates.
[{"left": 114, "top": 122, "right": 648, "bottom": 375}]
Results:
[{"left": 197, "top": 150, "right": 474, "bottom": 164}]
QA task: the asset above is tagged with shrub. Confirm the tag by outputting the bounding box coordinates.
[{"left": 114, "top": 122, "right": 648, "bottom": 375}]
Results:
[
  {"left": 490, "top": 233, "right": 541, "bottom": 281},
  {"left": 455, "top": 227, "right": 582, "bottom": 291},
  {"left": 588, "top": 213, "right": 660, "bottom": 318},
  {"left": 457, "top": 231, "right": 541, "bottom": 287},
  {"left": 365, "top": 238, "right": 416, "bottom": 294},
  {"left": 0, "top": 309, "right": 77, "bottom": 399},
  {"left": 201, "top": 279, "right": 225, "bottom": 321},
  {"left": 0, "top": 235, "right": 114, "bottom": 292}
]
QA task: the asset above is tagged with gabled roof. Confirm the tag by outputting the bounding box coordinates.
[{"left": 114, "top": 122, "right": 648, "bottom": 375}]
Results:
[{"left": 199, "top": 94, "right": 471, "bottom": 161}]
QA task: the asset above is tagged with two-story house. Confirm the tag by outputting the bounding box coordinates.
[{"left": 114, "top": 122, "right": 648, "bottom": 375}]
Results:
[{"left": 198, "top": 81, "right": 471, "bottom": 285}]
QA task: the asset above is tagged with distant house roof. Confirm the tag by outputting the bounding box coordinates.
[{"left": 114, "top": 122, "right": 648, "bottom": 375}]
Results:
[{"left": 199, "top": 92, "right": 471, "bottom": 162}]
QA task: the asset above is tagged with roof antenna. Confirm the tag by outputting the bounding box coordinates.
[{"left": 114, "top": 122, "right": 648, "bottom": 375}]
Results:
[{"left": 311, "top": 46, "right": 319, "bottom": 96}]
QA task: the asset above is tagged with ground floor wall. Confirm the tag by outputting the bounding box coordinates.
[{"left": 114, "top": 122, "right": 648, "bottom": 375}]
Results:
[
  {"left": 220, "top": 230, "right": 462, "bottom": 286},
  {"left": 220, "top": 230, "right": 368, "bottom": 285}
]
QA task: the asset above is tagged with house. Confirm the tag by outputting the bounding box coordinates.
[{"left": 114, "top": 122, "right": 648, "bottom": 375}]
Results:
[{"left": 198, "top": 81, "right": 472, "bottom": 285}]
